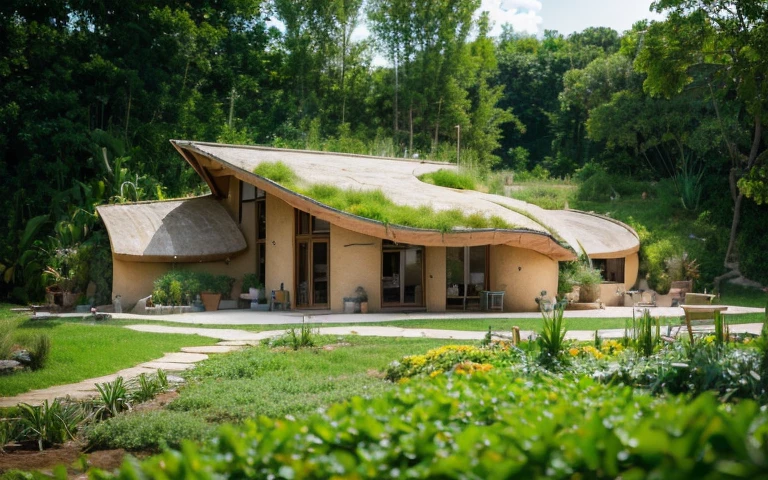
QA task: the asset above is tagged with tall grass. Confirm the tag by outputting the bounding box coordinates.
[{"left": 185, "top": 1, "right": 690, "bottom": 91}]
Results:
[
  {"left": 418, "top": 169, "right": 476, "bottom": 190},
  {"left": 253, "top": 162, "right": 516, "bottom": 232},
  {"left": 253, "top": 161, "right": 297, "bottom": 187},
  {"left": 634, "top": 309, "right": 659, "bottom": 357},
  {"left": 508, "top": 185, "right": 575, "bottom": 210}
]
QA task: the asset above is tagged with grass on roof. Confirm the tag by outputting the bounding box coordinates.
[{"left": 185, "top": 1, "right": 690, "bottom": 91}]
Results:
[
  {"left": 418, "top": 169, "right": 477, "bottom": 190},
  {"left": 254, "top": 162, "right": 516, "bottom": 233}
]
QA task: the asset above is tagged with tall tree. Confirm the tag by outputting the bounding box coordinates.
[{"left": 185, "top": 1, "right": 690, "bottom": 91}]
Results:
[{"left": 636, "top": 0, "right": 768, "bottom": 266}]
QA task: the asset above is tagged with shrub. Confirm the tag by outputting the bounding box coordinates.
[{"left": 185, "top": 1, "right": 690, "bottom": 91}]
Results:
[
  {"left": 418, "top": 169, "right": 476, "bottom": 190},
  {"left": 152, "top": 271, "right": 234, "bottom": 305},
  {"left": 86, "top": 411, "right": 213, "bottom": 451},
  {"left": 91, "top": 372, "right": 768, "bottom": 479},
  {"left": 128, "top": 371, "right": 168, "bottom": 404}
]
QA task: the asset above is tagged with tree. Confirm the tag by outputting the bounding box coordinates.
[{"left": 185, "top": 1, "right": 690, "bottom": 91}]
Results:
[{"left": 635, "top": 0, "right": 768, "bottom": 266}]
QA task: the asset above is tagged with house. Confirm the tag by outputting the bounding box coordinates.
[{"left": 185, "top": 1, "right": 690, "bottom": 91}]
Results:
[{"left": 96, "top": 141, "right": 639, "bottom": 312}]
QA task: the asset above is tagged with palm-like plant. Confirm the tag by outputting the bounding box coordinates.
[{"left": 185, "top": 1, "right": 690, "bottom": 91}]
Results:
[
  {"left": 538, "top": 302, "right": 567, "bottom": 367},
  {"left": 94, "top": 377, "right": 131, "bottom": 420}
]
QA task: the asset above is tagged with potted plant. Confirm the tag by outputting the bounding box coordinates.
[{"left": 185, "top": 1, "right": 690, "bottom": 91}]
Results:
[
  {"left": 574, "top": 264, "right": 603, "bottom": 303},
  {"left": 242, "top": 273, "right": 265, "bottom": 303},
  {"left": 355, "top": 286, "right": 369, "bottom": 313},
  {"left": 200, "top": 274, "right": 235, "bottom": 311}
]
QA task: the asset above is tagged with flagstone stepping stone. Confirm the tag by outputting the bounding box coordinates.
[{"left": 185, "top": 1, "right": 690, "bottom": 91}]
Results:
[{"left": 181, "top": 345, "right": 244, "bottom": 354}]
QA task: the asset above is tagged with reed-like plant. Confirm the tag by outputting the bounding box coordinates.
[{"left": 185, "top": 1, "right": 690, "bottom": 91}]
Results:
[
  {"left": 94, "top": 376, "right": 131, "bottom": 420},
  {"left": 18, "top": 399, "right": 82, "bottom": 451},
  {"left": 538, "top": 303, "right": 567, "bottom": 367},
  {"left": 714, "top": 311, "right": 729, "bottom": 346},
  {"left": 634, "top": 309, "right": 659, "bottom": 357}
]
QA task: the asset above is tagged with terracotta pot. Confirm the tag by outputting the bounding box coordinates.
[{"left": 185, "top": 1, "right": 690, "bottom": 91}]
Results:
[
  {"left": 360, "top": 302, "right": 368, "bottom": 314},
  {"left": 200, "top": 292, "right": 221, "bottom": 311}
]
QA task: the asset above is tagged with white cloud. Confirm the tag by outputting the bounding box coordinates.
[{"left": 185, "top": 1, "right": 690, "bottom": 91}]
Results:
[{"left": 479, "top": 0, "right": 543, "bottom": 36}]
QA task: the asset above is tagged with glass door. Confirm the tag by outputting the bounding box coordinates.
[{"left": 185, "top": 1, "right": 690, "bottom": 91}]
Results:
[
  {"left": 382, "top": 242, "right": 423, "bottom": 307},
  {"left": 446, "top": 246, "right": 488, "bottom": 310},
  {"left": 295, "top": 210, "right": 330, "bottom": 309}
]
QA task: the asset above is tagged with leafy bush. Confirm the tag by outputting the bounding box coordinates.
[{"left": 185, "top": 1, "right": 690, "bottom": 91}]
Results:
[
  {"left": 152, "top": 270, "right": 234, "bottom": 305},
  {"left": 737, "top": 198, "right": 768, "bottom": 285},
  {"left": 418, "top": 169, "right": 476, "bottom": 190},
  {"left": 91, "top": 372, "right": 768, "bottom": 479},
  {"left": 17, "top": 399, "right": 83, "bottom": 451},
  {"left": 86, "top": 411, "right": 213, "bottom": 451}
]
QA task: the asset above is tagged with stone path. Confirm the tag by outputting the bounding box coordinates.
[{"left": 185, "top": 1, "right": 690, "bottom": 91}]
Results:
[
  {"left": 4, "top": 320, "right": 766, "bottom": 407},
  {"left": 0, "top": 344, "right": 243, "bottom": 408}
]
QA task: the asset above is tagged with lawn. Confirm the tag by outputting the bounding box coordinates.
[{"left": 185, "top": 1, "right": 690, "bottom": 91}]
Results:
[
  {"left": 86, "top": 335, "right": 463, "bottom": 450},
  {"left": 0, "top": 304, "right": 218, "bottom": 397}
]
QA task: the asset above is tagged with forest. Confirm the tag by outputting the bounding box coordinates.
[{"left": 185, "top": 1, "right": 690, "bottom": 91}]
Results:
[{"left": 0, "top": 0, "right": 766, "bottom": 304}]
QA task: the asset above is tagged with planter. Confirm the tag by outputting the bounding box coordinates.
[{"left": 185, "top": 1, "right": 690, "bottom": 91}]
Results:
[
  {"left": 343, "top": 300, "right": 356, "bottom": 314},
  {"left": 578, "top": 283, "right": 600, "bottom": 303},
  {"left": 200, "top": 292, "right": 221, "bottom": 311},
  {"left": 219, "top": 299, "right": 238, "bottom": 310},
  {"left": 62, "top": 292, "right": 78, "bottom": 308},
  {"left": 75, "top": 305, "right": 92, "bottom": 313},
  {"left": 360, "top": 301, "right": 368, "bottom": 314}
]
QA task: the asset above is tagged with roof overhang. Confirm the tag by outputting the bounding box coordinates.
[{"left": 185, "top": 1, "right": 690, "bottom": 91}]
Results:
[
  {"left": 96, "top": 196, "right": 247, "bottom": 262},
  {"left": 172, "top": 140, "right": 578, "bottom": 261}
]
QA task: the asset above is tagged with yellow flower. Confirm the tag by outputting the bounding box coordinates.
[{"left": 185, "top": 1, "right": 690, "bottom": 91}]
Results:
[
  {"left": 569, "top": 347, "right": 580, "bottom": 357},
  {"left": 429, "top": 370, "right": 443, "bottom": 378},
  {"left": 704, "top": 335, "right": 716, "bottom": 344}
]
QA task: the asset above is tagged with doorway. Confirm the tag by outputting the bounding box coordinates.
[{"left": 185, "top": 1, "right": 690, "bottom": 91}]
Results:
[
  {"left": 446, "top": 246, "right": 488, "bottom": 310},
  {"left": 295, "top": 211, "right": 330, "bottom": 308},
  {"left": 382, "top": 242, "right": 424, "bottom": 307}
]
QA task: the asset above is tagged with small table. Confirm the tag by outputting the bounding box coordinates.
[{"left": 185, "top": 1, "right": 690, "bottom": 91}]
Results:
[
  {"left": 680, "top": 305, "right": 728, "bottom": 343},
  {"left": 480, "top": 291, "right": 505, "bottom": 312}
]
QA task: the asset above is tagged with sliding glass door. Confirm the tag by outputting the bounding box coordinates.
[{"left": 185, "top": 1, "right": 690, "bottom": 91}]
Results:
[
  {"left": 446, "top": 246, "right": 488, "bottom": 310},
  {"left": 295, "top": 211, "right": 329, "bottom": 309}
]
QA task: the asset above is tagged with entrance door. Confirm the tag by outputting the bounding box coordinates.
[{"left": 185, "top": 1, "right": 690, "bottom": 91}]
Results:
[
  {"left": 295, "top": 210, "right": 330, "bottom": 309},
  {"left": 382, "top": 243, "right": 424, "bottom": 307}
]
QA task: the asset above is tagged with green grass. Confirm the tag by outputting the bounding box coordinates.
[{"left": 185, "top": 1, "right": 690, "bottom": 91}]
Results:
[
  {"left": 253, "top": 160, "right": 298, "bottom": 188},
  {"left": 719, "top": 282, "right": 768, "bottom": 308},
  {"left": 169, "top": 335, "right": 463, "bottom": 423},
  {"left": 508, "top": 184, "right": 576, "bottom": 210},
  {"left": 86, "top": 335, "right": 465, "bottom": 450},
  {"left": 253, "top": 162, "right": 515, "bottom": 232},
  {"left": 418, "top": 169, "right": 476, "bottom": 190},
  {"left": 0, "top": 306, "right": 218, "bottom": 397}
]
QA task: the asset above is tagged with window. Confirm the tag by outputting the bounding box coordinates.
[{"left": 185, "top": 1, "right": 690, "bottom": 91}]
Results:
[
  {"left": 240, "top": 181, "right": 266, "bottom": 284},
  {"left": 592, "top": 258, "right": 625, "bottom": 283}
]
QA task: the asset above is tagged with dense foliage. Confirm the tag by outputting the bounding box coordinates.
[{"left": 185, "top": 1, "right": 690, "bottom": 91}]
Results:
[
  {"left": 94, "top": 370, "right": 768, "bottom": 479},
  {"left": 1, "top": 0, "right": 767, "bottom": 303}
]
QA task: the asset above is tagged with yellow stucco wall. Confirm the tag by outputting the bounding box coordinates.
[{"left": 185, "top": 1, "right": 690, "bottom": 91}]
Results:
[
  {"left": 329, "top": 225, "right": 382, "bottom": 313},
  {"left": 265, "top": 192, "right": 295, "bottom": 301},
  {"left": 425, "top": 247, "right": 446, "bottom": 311},
  {"left": 624, "top": 252, "right": 639, "bottom": 289},
  {"left": 111, "top": 259, "right": 170, "bottom": 309},
  {"left": 489, "top": 245, "right": 558, "bottom": 312}
]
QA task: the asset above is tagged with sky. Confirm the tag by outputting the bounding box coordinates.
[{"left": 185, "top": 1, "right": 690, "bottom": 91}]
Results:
[{"left": 481, "top": 0, "right": 666, "bottom": 37}]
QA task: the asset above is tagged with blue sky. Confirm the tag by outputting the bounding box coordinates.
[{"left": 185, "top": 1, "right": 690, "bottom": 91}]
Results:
[{"left": 481, "top": 0, "right": 665, "bottom": 36}]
